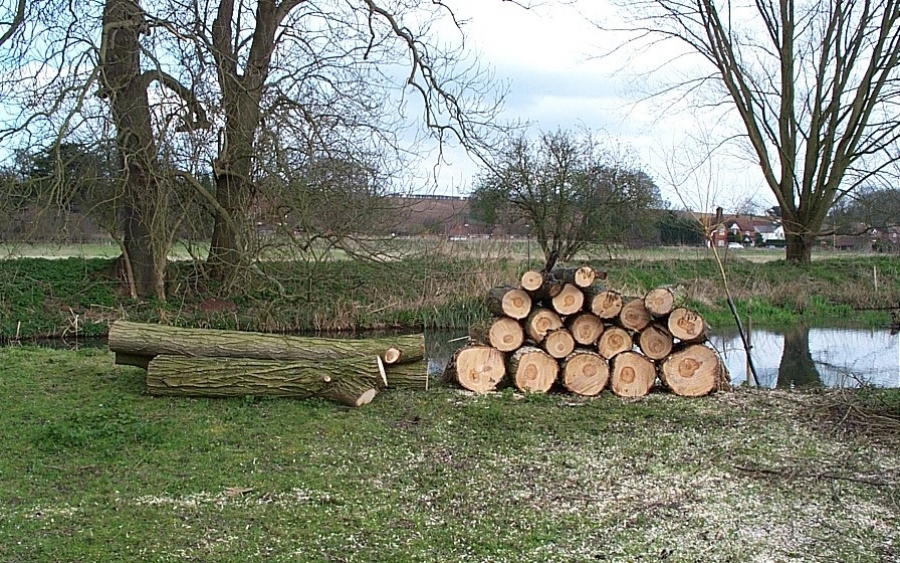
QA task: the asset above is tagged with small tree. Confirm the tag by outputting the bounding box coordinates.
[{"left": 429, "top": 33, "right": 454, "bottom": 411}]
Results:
[{"left": 470, "top": 129, "right": 662, "bottom": 261}]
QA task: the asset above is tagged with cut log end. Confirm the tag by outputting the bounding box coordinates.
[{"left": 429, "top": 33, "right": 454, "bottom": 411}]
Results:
[
  {"left": 610, "top": 351, "right": 656, "bottom": 398},
  {"left": 598, "top": 326, "right": 632, "bottom": 360},
  {"left": 448, "top": 345, "right": 506, "bottom": 394},
  {"left": 524, "top": 308, "right": 563, "bottom": 343},
  {"left": 590, "top": 289, "right": 624, "bottom": 319},
  {"left": 619, "top": 298, "right": 652, "bottom": 332},
  {"left": 383, "top": 347, "right": 402, "bottom": 364},
  {"left": 508, "top": 346, "right": 558, "bottom": 393},
  {"left": 644, "top": 287, "right": 676, "bottom": 317},
  {"left": 543, "top": 328, "right": 576, "bottom": 359},
  {"left": 561, "top": 351, "right": 609, "bottom": 396},
  {"left": 668, "top": 308, "right": 710, "bottom": 342},
  {"left": 660, "top": 344, "right": 722, "bottom": 397},
  {"left": 484, "top": 287, "right": 532, "bottom": 320},
  {"left": 637, "top": 324, "right": 674, "bottom": 361},
  {"left": 551, "top": 283, "right": 585, "bottom": 316},
  {"left": 488, "top": 317, "right": 525, "bottom": 352},
  {"left": 520, "top": 270, "right": 545, "bottom": 292},
  {"left": 566, "top": 312, "right": 604, "bottom": 346}
]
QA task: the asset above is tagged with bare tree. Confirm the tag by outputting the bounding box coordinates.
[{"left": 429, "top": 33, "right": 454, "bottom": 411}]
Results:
[
  {"left": 471, "top": 129, "right": 662, "bottom": 261},
  {"left": 0, "top": 0, "right": 25, "bottom": 47},
  {"left": 606, "top": 0, "right": 900, "bottom": 263}
]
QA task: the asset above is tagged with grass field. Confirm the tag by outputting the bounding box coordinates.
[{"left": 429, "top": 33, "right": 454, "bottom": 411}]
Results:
[{"left": 0, "top": 347, "right": 898, "bottom": 562}]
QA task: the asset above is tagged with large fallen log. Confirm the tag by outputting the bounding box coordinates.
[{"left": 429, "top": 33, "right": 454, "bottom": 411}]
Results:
[
  {"left": 145, "top": 355, "right": 385, "bottom": 406},
  {"left": 109, "top": 321, "right": 425, "bottom": 366}
]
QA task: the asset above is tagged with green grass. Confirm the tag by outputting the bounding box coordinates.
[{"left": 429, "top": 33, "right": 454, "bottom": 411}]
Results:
[{"left": 0, "top": 347, "right": 897, "bottom": 562}]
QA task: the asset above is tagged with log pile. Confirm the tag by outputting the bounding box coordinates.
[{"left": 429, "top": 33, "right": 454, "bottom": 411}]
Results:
[
  {"left": 108, "top": 321, "right": 427, "bottom": 407},
  {"left": 445, "top": 266, "right": 729, "bottom": 398}
]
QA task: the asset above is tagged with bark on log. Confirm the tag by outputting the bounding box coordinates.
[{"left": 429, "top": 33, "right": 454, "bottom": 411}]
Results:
[
  {"left": 484, "top": 287, "right": 532, "bottom": 320},
  {"left": 610, "top": 351, "right": 657, "bottom": 398},
  {"left": 109, "top": 321, "right": 425, "bottom": 365},
  {"left": 659, "top": 344, "right": 724, "bottom": 397},
  {"left": 619, "top": 298, "right": 652, "bottom": 332},
  {"left": 636, "top": 323, "right": 674, "bottom": 361},
  {"left": 560, "top": 350, "right": 609, "bottom": 396},
  {"left": 469, "top": 317, "right": 525, "bottom": 352},
  {"left": 115, "top": 352, "right": 151, "bottom": 370},
  {"left": 550, "top": 283, "right": 585, "bottom": 316},
  {"left": 667, "top": 308, "right": 710, "bottom": 343},
  {"left": 566, "top": 312, "right": 604, "bottom": 346},
  {"left": 597, "top": 326, "right": 632, "bottom": 359},
  {"left": 587, "top": 288, "right": 624, "bottom": 319},
  {"left": 507, "top": 346, "right": 558, "bottom": 393},
  {"left": 644, "top": 287, "right": 676, "bottom": 318},
  {"left": 523, "top": 308, "right": 563, "bottom": 343},
  {"left": 145, "top": 355, "right": 381, "bottom": 406},
  {"left": 542, "top": 328, "right": 576, "bottom": 359},
  {"left": 551, "top": 266, "right": 596, "bottom": 288},
  {"left": 442, "top": 345, "right": 506, "bottom": 393}
]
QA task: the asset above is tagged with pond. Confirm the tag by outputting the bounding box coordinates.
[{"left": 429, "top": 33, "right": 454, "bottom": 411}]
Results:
[{"left": 426, "top": 325, "right": 900, "bottom": 389}]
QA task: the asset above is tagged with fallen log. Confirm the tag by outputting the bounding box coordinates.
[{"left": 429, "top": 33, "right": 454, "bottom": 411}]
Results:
[
  {"left": 659, "top": 344, "right": 726, "bottom": 397},
  {"left": 442, "top": 345, "right": 506, "bottom": 393},
  {"left": 610, "top": 351, "right": 657, "bottom": 398},
  {"left": 520, "top": 270, "right": 565, "bottom": 300},
  {"left": 507, "top": 346, "right": 558, "bottom": 393},
  {"left": 560, "top": 350, "right": 609, "bottom": 396},
  {"left": 484, "top": 286, "right": 532, "bottom": 320},
  {"left": 109, "top": 321, "right": 425, "bottom": 365},
  {"left": 145, "top": 355, "right": 382, "bottom": 407}
]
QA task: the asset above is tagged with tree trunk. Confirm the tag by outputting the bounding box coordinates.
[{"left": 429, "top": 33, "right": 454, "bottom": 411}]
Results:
[
  {"left": 146, "top": 355, "right": 380, "bottom": 406},
  {"left": 636, "top": 323, "right": 674, "bottom": 361},
  {"left": 523, "top": 307, "right": 563, "bottom": 343},
  {"left": 566, "top": 312, "right": 604, "bottom": 346},
  {"left": 659, "top": 344, "right": 727, "bottom": 397},
  {"left": 560, "top": 350, "right": 609, "bottom": 396},
  {"left": 597, "top": 326, "right": 632, "bottom": 359},
  {"left": 610, "top": 351, "right": 656, "bottom": 398},
  {"left": 784, "top": 224, "right": 814, "bottom": 264},
  {"left": 542, "top": 328, "right": 576, "bottom": 359},
  {"left": 551, "top": 266, "right": 596, "bottom": 288},
  {"left": 667, "top": 308, "right": 710, "bottom": 343},
  {"left": 101, "top": 0, "right": 169, "bottom": 300},
  {"left": 442, "top": 345, "right": 506, "bottom": 393},
  {"left": 587, "top": 287, "right": 624, "bottom": 319},
  {"left": 484, "top": 286, "right": 532, "bottom": 320},
  {"left": 618, "top": 298, "right": 652, "bottom": 332},
  {"left": 550, "top": 283, "right": 585, "bottom": 316},
  {"left": 109, "top": 321, "right": 425, "bottom": 365},
  {"left": 506, "top": 345, "right": 558, "bottom": 393},
  {"left": 644, "top": 287, "right": 676, "bottom": 318},
  {"left": 469, "top": 317, "right": 525, "bottom": 352}
]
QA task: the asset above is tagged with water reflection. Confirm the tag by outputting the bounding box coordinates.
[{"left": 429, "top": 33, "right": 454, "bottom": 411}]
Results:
[{"left": 712, "top": 325, "right": 899, "bottom": 389}]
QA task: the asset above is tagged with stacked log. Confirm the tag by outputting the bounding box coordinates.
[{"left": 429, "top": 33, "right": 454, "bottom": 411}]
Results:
[
  {"left": 448, "top": 267, "right": 729, "bottom": 398},
  {"left": 109, "top": 321, "right": 427, "bottom": 407}
]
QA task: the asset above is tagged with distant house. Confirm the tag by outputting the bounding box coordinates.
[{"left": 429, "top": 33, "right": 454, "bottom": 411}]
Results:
[{"left": 708, "top": 214, "right": 783, "bottom": 247}]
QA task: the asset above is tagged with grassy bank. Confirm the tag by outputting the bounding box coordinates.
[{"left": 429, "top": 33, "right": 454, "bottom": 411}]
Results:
[
  {"left": 0, "top": 347, "right": 897, "bottom": 562},
  {"left": 1, "top": 251, "right": 899, "bottom": 340}
]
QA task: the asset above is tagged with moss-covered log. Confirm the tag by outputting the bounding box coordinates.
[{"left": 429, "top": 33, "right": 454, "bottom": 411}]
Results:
[
  {"left": 109, "top": 321, "right": 425, "bottom": 365},
  {"left": 145, "top": 355, "right": 383, "bottom": 406}
]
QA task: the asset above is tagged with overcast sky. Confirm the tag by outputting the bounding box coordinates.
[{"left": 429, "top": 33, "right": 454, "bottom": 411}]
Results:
[{"left": 425, "top": 0, "right": 772, "bottom": 212}]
